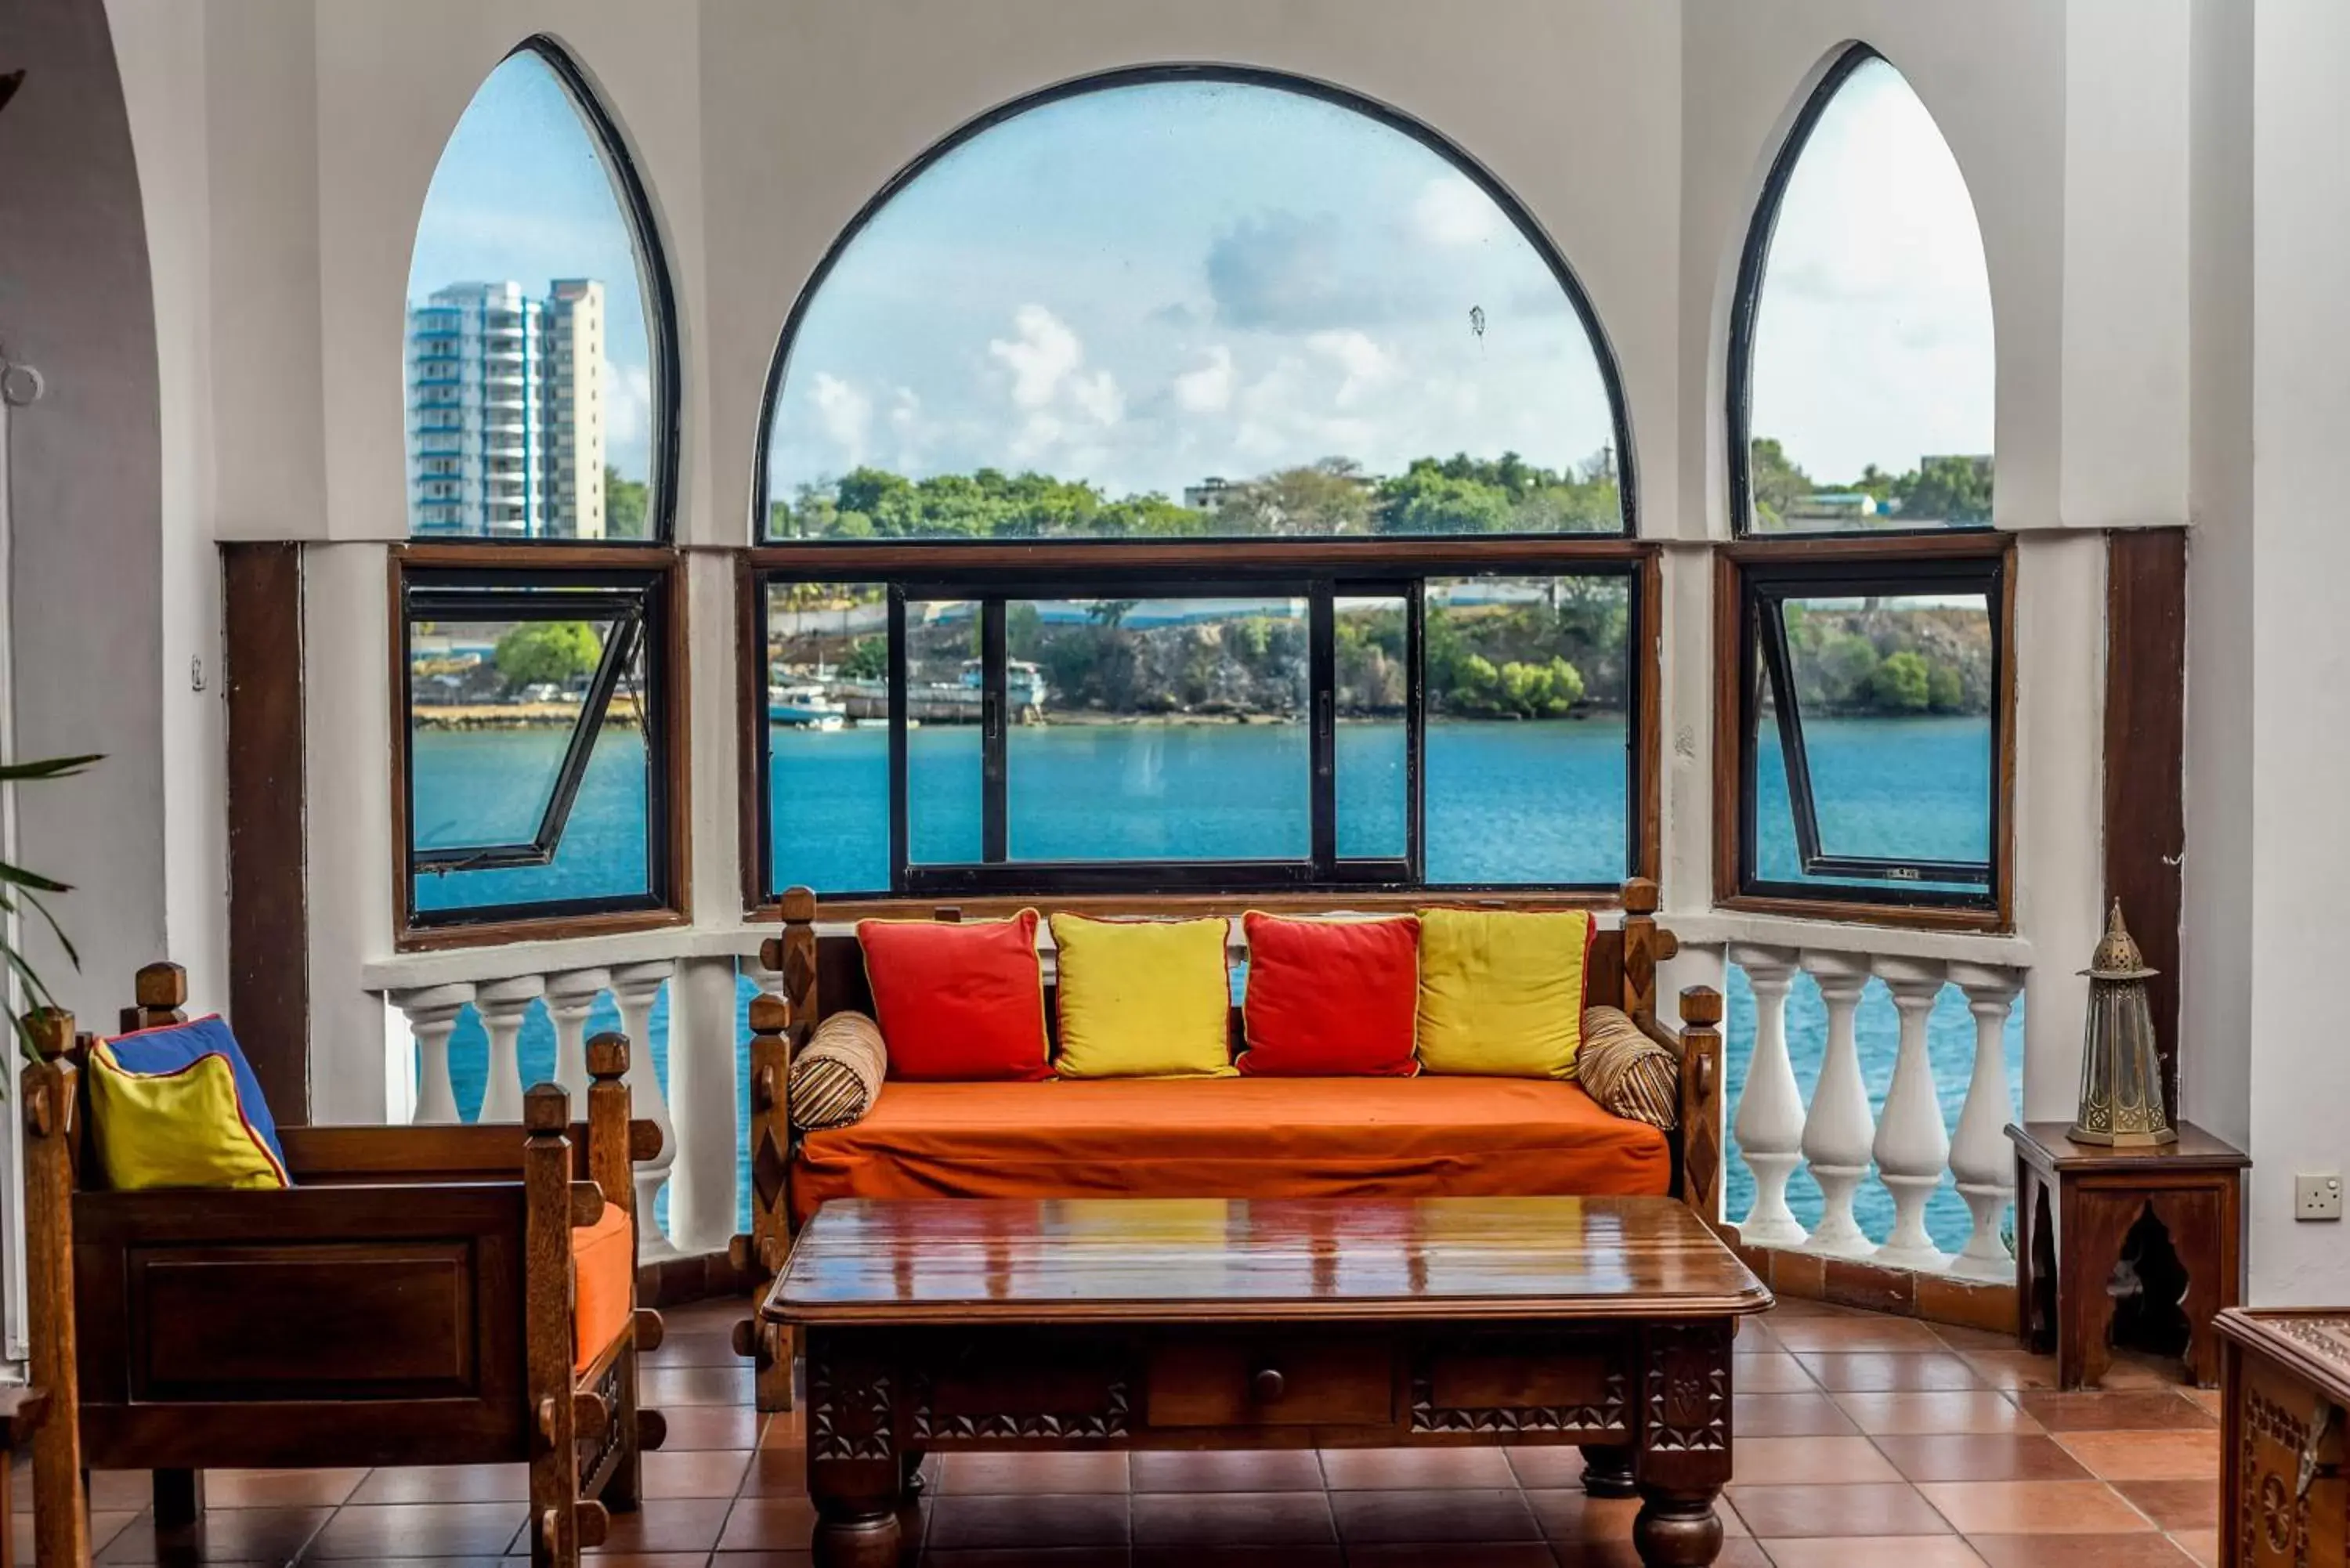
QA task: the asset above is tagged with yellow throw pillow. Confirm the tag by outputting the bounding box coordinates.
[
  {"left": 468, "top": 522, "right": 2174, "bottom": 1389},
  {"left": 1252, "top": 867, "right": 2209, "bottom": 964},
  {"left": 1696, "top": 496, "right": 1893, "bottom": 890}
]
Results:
[
  {"left": 1048, "top": 913, "right": 1237, "bottom": 1078},
  {"left": 1415, "top": 907, "right": 1594, "bottom": 1078},
  {"left": 87, "top": 1043, "right": 290, "bottom": 1190}
]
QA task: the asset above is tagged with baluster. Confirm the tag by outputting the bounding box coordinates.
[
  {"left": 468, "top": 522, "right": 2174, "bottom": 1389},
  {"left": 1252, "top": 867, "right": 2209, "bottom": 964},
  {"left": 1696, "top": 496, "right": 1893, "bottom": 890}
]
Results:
[
  {"left": 390, "top": 983, "right": 475, "bottom": 1125},
  {"left": 1727, "top": 944, "right": 1807, "bottom": 1248},
  {"left": 609, "top": 959, "right": 678, "bottom": 1255},
  {"left": 544, "top": 967, "right": 613, "bottom": 1111},
  {"left": 666, "top": 954, "right": 746, "bottom": 1256},
  {"left": 474, "top": 974, "right": 544, "bottom": 1123},
  {"left": 1872, "top": 957, "right": 1952, "bottom": 1270},
  {"left": 1799, "top": 951, "right": 1876, "bottom": 1258},
  {"left": 1945, "top": 963, "right": 2025, "bottom": 1279}
]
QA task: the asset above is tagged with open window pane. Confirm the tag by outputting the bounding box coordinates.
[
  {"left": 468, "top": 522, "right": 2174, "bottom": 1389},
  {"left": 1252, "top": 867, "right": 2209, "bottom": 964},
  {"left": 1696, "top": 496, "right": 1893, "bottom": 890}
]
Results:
[
  {"left": 406, "top": 591, "right": 660, "bottom": 919},
  {"left": 1335, "top": 594, "right": 1408, "bottom": 860},
  {"left": 765, "top": 583, "right": 889, "bottom": 894},
  {"left": 907, "top": 600, "right": 984, "bottom": 865},
  {"left": 1748, "top": 583, "right": 1998, "bottom": 900},
  {"left": 407, "top": 43, "right": 671, "bottom": 540},
  {"left": 1739, "top": 52, "right": 1994, "bottom": 533},
  {"left": 1005, "top": 596, "right": 1310, "bottom": 860},
  {"left": 1425, "top": 575, "right": 1629, "bottom": 885},
  {"left": 761, "top": 75, "right": 1627, "bottom": 541}
]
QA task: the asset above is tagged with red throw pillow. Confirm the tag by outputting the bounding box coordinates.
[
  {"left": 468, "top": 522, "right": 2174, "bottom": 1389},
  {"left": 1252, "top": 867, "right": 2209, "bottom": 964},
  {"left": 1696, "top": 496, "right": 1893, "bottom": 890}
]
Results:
[
  {"left": 1238, "top": 912, "right": 1421, "bottom": 1076},
  {"left": 856, "top": 911, "right": 1051, "bottom": 1082}
]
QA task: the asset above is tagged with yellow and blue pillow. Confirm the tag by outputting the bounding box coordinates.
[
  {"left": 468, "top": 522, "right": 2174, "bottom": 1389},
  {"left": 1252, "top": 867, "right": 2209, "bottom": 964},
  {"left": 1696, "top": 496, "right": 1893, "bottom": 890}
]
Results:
[{"left": 87, "top": 1014, "right": 289, "bottom": 1190}]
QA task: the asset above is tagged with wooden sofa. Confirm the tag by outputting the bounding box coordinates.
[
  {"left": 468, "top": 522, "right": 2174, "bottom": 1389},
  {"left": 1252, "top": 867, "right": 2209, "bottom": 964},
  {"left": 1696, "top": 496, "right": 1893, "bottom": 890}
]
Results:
[
  {"left": 21, "top": 963, "right": 668, "bottom": 1568},
  {"left": 732, "top": 878, "right": 1726, "bottom": 1411}
]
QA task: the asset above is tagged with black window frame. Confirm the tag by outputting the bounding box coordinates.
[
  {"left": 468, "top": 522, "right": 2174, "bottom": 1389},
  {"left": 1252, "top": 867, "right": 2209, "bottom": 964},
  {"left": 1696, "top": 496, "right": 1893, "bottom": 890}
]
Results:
[
  {"left": 750, "top": 556, "right": 1648, "bottom": 905},
  {"left": 1725, "top": 42, "right": 1996, "bottom": 541},
  {"left": 398, "top": 562, "right": 679, "bottom": 934},
  {"left": 747, "top": 62, "right": 1638, "bottom": 547},
  {"left": 406, "top": 34, "right": 682, "bottom": 547},
  {"left": 1730, "top": 551, "right": 2009, "bottom": 916}
]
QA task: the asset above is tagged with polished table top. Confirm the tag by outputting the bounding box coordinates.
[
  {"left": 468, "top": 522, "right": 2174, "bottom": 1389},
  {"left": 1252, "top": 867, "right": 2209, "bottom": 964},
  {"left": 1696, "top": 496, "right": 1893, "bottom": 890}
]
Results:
[{"left": 769, "top": 1196, "right": 1772, "bottom": 1325}]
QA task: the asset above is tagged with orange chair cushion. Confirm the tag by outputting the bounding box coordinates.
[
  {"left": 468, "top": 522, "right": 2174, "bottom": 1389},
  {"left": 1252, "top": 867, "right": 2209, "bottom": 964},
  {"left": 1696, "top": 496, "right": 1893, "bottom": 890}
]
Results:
[
  {"left": 791, "top": 1076, "right": 1668, "bottom": 1227},
  {"left": 570, "top": 1203, "right": 634, "bottom": 1375}
]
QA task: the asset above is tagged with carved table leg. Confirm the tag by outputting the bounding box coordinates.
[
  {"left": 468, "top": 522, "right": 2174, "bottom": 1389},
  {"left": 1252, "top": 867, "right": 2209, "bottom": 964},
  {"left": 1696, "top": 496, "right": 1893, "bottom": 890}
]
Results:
[
  {"left": 805, "top": 1331, "right": 902, "bottom": 1568},
  {"left": 1634, "top": 1321, "right": 1734, "bottom": 1567},
  {"left": 1579, "top": 1443, "right": 1639, "bottom": 1498},
  {"left": 1634, "top": 1484, "right": 1725, "bottom": 1566}
]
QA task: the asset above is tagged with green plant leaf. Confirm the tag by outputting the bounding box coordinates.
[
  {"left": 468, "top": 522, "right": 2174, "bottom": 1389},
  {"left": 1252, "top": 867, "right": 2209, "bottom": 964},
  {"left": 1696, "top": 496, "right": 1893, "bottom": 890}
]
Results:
[{"left": 0, "top": 753, "right": 99, "bottom": 782}]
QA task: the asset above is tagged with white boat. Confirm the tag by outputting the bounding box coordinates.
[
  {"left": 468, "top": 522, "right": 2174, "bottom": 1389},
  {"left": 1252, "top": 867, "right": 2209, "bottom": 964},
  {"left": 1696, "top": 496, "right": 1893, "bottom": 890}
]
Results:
[{"left": 769, "top": 682, "right": 848, "bottom": 730}]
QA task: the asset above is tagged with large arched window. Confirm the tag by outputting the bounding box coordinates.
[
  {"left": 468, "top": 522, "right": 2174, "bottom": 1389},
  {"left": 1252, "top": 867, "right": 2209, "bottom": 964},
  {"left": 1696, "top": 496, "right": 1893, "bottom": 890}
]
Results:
[
  {"left": 1730, "top": 48, "right": 1994, "bottom": 536},
  {"left": 405, "top": 40, "right": 676, "bottom": 543},
  {"left": 757, "top": 70, "right": 1630, "bottom": 540},
  {"left": 394, "top": 40, "right": 685, "bottom": 941},
  {"left": 1719, "top": 48, "right": 2010, "bottom": 924},
  {"left": 750, "top": 70, "right": 1652, "bottom": 905}
]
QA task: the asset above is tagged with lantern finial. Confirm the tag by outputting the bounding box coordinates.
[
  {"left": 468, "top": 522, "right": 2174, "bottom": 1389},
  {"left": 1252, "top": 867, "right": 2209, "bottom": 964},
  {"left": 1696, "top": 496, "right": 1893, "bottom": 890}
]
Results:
[{"left": 2084, "top": 900, "right": 2157, "bottom": 981}]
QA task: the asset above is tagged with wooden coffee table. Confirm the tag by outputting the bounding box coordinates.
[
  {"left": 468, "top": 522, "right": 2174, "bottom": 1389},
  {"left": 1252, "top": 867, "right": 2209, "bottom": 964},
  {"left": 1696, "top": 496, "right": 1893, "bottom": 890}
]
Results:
[{"left": 765, "top": 1195, "right": 1770, "bottom": 1566}]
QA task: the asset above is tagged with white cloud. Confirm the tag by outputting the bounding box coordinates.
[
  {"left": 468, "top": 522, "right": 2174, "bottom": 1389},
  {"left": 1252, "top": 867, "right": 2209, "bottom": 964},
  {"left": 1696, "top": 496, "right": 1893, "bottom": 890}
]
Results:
[
  {"left": 989, "top": 304, "right": 1085, "bottom": 409},
  {"left": 1307, "top": 330, "right": 1396, "bottom": 408},
  {"left": 1070, "top": 369, "right": 1124, "bottom": 427},
  {"left": 1412, "top": 175, "right": 1504, "bottom": 247},
  {"left": 602, "top": 359, "right": 653, "bottom": 456},
  {"left": 1173, "top": 346, "right": 1236, "bottom": 414},
  {"left": 810, "top": 372, "right": 873, "bottom": 466}
]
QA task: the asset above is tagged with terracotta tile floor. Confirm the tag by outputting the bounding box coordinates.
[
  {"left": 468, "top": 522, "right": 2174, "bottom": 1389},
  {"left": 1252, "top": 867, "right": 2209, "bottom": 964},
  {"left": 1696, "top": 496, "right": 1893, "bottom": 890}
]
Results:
[{"left": 12, "top": 1296, "right": 2222, "bottom": 1566}]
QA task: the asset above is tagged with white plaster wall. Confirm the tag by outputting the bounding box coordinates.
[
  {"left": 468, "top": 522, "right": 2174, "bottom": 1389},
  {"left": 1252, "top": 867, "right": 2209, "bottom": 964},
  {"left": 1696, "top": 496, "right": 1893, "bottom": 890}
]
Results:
[{"left": 2246, "top": 0, "right": 2350, "bottom": 1303}]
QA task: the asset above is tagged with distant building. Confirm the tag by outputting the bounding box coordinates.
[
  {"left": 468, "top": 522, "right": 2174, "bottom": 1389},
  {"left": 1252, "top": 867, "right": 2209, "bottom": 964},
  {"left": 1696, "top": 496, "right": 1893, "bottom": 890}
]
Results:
[
  {"left": 1183, "top": 476, "right": 1235, "bottom": 513},
  {"left": 406, "top": 279, "right": 607, "bottom": 537},
  {"left": 1792, "top": 490, "right": 1881, "bottom": 522}
]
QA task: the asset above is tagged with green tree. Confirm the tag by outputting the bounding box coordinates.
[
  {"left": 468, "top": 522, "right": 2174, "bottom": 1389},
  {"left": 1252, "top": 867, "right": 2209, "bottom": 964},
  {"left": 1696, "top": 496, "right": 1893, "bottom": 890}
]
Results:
[
  {"left": 1375, "top": 463, "right": 1514, "bottom": 534},
  {"left": 1926, "top": 661, "right": 1965, "bottom": 713},
  {"left": 1747, "top": 437, "right": 1815, "bottom": 529},
  {"left": 1895, "top": 455, "right": 1994, "bottom": 525},
  {"left": 604, "top": 465, "right": 649, "bottom": 536},
  {"left": 839, "top": 637, "right": 888, "bottom": 680},
  {"left": 1870, "top": 649, "right": 1932, "bottom": 713},
  {"left": 1220, "top": 459, "right": 1373, "bottom": 535},
  {"left": 494, "top": 621, "right": 601, "bottom": 692}
]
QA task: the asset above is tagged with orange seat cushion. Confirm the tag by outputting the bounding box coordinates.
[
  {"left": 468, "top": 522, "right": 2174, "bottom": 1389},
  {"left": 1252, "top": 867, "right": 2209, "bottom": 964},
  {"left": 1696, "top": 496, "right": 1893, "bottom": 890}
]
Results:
[
  {"left": 791, "top": 1077, "right": 1668, "bottom": 1227},
  {"left": 570, "top": 1203, "right": 634, "bottom": 1375}
]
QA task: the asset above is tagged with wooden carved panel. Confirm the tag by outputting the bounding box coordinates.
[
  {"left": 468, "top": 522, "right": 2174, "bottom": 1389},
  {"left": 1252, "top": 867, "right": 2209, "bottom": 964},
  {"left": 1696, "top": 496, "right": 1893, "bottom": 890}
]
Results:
[
  {"left": 910, "top": 1368, "right": 1130, "bottom": 1442},
  {"left": 2243, "top": 1385, "right": 2312, "bottom": 1566},
  {"left": 1410, "top": 1334, "right": 1632, "bottom": 1436},
  {"left": 1643, "top": 1324, "right": 1730, "bottom": 1454},
  {"left": 808, "top": 1347, "right": 895, "bottom": 1464}
]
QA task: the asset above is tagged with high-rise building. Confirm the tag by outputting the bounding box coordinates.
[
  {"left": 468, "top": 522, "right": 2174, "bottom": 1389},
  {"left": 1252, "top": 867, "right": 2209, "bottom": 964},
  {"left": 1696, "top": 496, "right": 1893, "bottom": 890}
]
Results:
[{"left": 405, "top": 279, "right": 607, "bottom": 537}]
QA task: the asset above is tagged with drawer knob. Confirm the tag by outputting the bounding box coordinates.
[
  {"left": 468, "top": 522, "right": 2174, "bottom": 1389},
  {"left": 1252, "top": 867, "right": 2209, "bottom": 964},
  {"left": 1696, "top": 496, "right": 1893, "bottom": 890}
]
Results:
[{"left": 1252, "top": 1367, "right": 1285, "bottom": 1404}]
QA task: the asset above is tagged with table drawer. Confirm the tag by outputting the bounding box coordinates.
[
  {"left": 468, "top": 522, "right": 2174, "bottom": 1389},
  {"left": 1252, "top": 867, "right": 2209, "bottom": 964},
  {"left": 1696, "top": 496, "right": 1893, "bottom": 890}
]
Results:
[{"left": 1144, "top": 1335, "right": 1394, "bottom": 1428}]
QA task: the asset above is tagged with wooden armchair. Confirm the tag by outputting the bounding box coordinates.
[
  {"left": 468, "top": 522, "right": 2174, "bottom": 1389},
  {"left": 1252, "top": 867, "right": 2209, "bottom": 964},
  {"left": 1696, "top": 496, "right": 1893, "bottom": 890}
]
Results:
[{"left": 21, "top": 963, "right": 668, "bottom": 1568}]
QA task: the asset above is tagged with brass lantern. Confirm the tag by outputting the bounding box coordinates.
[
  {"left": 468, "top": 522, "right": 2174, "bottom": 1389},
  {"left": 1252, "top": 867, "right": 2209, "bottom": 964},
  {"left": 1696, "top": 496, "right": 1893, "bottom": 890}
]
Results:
[{"left": 2069, "top": 901, "right": 2175, "bottom": 1147}]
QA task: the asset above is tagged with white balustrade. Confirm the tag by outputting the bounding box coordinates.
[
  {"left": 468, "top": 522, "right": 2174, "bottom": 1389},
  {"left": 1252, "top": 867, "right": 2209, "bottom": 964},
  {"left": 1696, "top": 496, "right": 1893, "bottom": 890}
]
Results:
[
  {"left": 1947, "top": 962, "right": 2027, "bottom": 1279},
  {"left": 1713, "top": 940, "right": 2026, "bottom": 1278},
  {"left": 1873, "top": 956, "right": 1953, "bottom": 1270},
  {"left": 609, "top": 959, "right": 680, "bottom": 1259},
  {"left": 1726, "top": 945, "right": 1806, "bottom": 1248},
  {"left": 378, "top": 951, "right": 731, "bottom": 1259},
  {"left": 1799, "top": 950, "right": 1878, "bottom": 1259}
]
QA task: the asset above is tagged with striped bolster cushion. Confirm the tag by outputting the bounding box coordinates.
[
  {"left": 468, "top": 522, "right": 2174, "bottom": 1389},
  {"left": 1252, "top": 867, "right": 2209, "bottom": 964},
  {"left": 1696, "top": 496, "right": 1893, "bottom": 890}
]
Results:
[
  {"left": 787, "top": 1010, "right": 888, "bottom": 1133},
  {"left": 1576, "top": 1006, "right": 1679, "bottom": 1129}
]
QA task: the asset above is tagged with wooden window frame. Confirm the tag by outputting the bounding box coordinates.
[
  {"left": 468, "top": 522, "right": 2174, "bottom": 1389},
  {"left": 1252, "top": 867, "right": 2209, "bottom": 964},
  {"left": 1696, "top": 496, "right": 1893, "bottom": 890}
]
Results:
[
  {"left": 739, "top": 539, "right": 1662, "bottom": 919},
  {"left": 1711, "top": 533, "right": 2017, "bottom": 932},
  {"left": 391, "top": 542, "right": 692, "bottom": 952}
]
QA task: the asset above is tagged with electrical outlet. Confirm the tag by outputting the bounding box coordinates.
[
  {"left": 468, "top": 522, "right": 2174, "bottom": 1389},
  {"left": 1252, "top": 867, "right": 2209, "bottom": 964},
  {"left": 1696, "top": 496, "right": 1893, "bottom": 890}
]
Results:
[{"left": 2296, "top": 1173, "right": 2344, "bottom": 1221}]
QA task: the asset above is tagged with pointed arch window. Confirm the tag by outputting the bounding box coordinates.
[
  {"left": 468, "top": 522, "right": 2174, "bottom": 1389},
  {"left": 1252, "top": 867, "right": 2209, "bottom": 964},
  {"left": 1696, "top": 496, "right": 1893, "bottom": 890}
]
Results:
[
  {"left": 405, "top": 39, "right": 677, "bottom": 543},
  {"left": 394, "top": 39, "right": 687, "bottom": 944},
  {"left": 1729, "top": 47, "right": 1995, "bottom": 537}
]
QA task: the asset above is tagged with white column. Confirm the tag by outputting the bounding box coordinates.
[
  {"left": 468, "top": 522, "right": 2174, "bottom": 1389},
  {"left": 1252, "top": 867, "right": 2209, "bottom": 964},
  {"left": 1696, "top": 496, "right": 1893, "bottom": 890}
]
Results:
[
  {"left": 544, "top": 967, "right": 613, "bottom": 1111},
  {"left": 1946, "top": 962, "right": 2026, "bottom": 1279},
  {"left": 1727, "top": 944, "right": 1807, "bottom": 1248},
  {"left": 1799, "top": 950, "right": 1878, "bottom": 1258},
  {"left": 609, "top": 959, "right": 679, "bottom": 1255},
  {"left": 1872, "top": 957, "right": 1953, "bottom": 1270},
  {"left": 389, "top": 982, "right": 474, "bottom": 1125},
  {"left": 666, "top": 955, "right": 744, "bottom": 1255},
  {"left": 473, "top": 974, "right": 544, "bottom": 1123}
]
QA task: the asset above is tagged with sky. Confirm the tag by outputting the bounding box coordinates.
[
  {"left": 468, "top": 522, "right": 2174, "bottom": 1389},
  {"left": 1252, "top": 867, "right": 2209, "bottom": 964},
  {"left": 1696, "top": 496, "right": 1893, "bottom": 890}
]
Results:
[
  {"left": 407, "top": 55, "right": 1996, "bottom": 514},
  {"left": 407, "top": 50, "right": 660, "bottom": 486}
]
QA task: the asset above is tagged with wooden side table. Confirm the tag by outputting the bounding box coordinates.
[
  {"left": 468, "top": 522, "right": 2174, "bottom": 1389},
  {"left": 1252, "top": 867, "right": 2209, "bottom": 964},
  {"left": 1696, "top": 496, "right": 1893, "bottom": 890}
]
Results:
[{"left": 2010, "top": 1121, "right": 2249, "bottom": 1389}]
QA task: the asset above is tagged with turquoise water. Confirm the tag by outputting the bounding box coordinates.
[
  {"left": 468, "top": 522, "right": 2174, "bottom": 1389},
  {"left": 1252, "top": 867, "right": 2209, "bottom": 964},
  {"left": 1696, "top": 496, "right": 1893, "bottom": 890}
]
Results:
[{"left": 424, "top": 717, "right": 2012, "bottom": 1252}]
